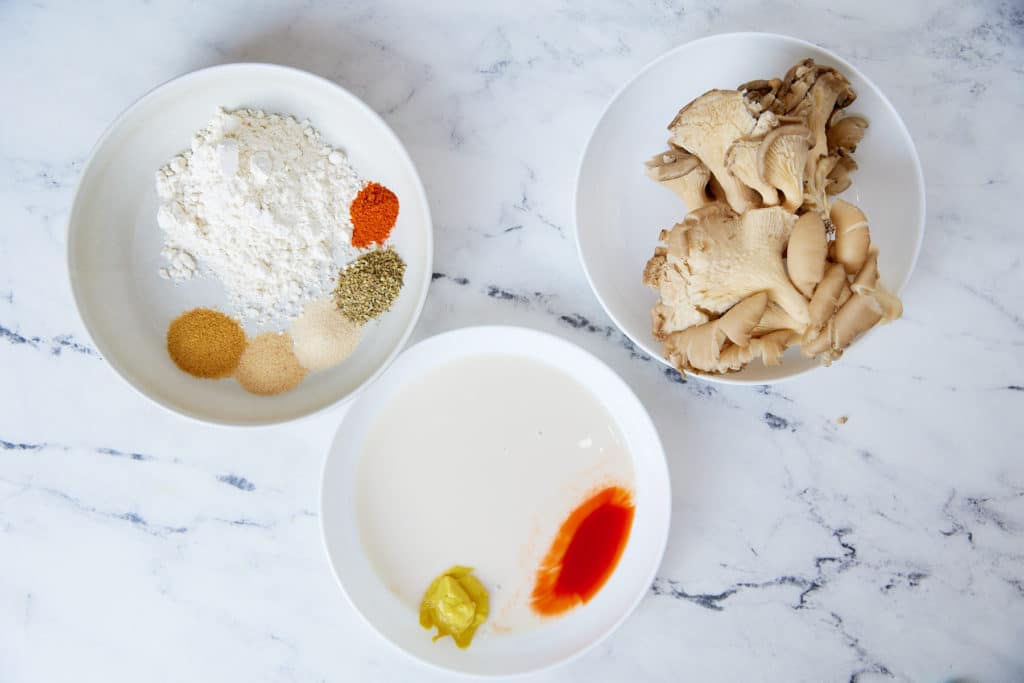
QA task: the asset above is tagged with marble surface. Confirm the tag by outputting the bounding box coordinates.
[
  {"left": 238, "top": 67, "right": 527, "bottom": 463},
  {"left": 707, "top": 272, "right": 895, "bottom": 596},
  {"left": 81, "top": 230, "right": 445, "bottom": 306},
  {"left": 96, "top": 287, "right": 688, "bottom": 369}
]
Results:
[{"left": 1, "top": 1, "right": 1022, "bottom": 681}]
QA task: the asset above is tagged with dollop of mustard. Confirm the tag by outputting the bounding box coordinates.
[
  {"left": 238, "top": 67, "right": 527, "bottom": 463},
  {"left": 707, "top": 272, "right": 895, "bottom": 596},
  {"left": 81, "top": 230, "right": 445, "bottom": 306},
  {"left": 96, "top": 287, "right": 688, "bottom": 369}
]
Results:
[{"left": 419, "top": 566, "right": 489, "bottom": 648}]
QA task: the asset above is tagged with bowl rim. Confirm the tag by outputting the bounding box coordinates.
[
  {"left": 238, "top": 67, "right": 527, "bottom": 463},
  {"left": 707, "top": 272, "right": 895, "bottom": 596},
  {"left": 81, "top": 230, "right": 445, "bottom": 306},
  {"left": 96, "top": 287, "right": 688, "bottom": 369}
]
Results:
[
  {"left": 318, "top": 325, "right": 671, "bottom": 677},
  {"left": 65, "top": 62, "right": 434, "bottom": 427},
  {"left": 572, "top": 31, "right": 926, "bottom": 386}
]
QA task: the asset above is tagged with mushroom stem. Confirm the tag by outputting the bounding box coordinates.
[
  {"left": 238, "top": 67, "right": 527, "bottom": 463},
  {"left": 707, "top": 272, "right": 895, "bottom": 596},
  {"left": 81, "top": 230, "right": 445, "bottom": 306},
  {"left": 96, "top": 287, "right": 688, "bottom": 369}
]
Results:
[
  {"left": 787, "top": 213, "right": 828, "bottom": 298},
  {"left": 807, "top": 262, "right": 848, "bottom": 330}
]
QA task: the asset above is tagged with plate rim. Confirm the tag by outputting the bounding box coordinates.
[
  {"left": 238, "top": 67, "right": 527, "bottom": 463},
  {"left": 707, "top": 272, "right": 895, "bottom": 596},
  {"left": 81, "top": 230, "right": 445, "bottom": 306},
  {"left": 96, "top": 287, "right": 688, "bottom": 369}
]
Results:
[
  {"left": 65, "top": 62, "right": 434, "bottom": 427},
  {"left": 318, "top": 325, "right": 671, "bottom": 677},
  {"left": 572, "top": 31, "right": 926, "bottom": 386}
]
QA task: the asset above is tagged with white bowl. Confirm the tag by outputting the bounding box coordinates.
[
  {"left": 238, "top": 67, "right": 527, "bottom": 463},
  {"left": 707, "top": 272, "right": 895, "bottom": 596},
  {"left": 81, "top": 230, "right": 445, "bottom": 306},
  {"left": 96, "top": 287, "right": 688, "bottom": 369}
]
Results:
[
  {"left": 574, "top": 33, "right": 925, "bottom": 384},
  {"left": 67, "top": 63, "right": 433, "bottom": 425},
  {"left": 320, "top": 326, "right": 671, "bottom": 677}
]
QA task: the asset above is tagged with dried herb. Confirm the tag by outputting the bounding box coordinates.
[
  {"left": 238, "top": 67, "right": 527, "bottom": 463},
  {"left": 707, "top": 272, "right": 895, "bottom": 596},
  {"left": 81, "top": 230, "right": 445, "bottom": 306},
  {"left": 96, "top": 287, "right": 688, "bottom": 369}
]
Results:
[{"left": 334, "top": 247, "right": 406, "bottom": 324}]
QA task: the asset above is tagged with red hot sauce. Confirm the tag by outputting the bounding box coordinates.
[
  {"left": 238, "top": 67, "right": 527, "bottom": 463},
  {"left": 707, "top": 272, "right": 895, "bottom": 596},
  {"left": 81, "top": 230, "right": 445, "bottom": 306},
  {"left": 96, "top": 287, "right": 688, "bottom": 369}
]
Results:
[{"left": 530, "top": 486, "right": 635, "bottom": 616}]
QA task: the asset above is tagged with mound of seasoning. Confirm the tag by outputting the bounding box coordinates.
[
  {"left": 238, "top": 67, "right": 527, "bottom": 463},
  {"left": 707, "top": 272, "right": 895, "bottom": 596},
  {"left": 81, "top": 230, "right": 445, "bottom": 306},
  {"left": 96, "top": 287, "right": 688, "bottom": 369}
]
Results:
[
  {"left": 420, "top": 566, "right": 489, "bottom": 649},
  {"left": 234, "top": 331, "right": 306, "bottom": 395},
  {"left": 530, "top": 486, "right": 634, "bottom": 616},
  {"left": 290, "top": 298, "right": 363, "bottom": 372},
  {"left": 166, "top": 308, "right": 246, "bottom": 378},
  {"left": 350, "top": 182, "right": 399, "bottom": 248},
  {"left": 334, "top": 247, "right": 406, "bottom": 324}
]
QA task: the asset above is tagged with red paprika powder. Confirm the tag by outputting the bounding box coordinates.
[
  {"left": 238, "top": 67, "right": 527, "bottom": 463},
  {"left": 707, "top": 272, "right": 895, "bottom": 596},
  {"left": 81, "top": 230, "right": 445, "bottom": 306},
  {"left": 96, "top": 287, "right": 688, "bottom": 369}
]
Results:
[{"left": 350, "top": 182, "right": 399, "bottom": 248}]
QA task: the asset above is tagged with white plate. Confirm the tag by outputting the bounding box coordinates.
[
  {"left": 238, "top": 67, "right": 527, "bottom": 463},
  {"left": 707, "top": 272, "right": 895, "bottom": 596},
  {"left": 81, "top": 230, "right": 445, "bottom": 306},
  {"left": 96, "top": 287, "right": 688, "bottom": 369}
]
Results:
[
  {"left": 67, "top": 63, "right": 433, "bottom": 425},
  {"left": 575, "top": 33, "right": 925, "bottom": 384},
  {"left": 320, "top": 327, "right": 670, "bottom": 677}
]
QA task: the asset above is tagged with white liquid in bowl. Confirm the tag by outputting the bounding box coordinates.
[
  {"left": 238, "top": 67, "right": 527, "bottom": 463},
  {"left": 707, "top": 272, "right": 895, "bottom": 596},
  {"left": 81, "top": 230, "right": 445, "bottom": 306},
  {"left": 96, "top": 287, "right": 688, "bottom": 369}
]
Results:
[{"left": 355, "top": 354, "right": 635, "bottom": 635}]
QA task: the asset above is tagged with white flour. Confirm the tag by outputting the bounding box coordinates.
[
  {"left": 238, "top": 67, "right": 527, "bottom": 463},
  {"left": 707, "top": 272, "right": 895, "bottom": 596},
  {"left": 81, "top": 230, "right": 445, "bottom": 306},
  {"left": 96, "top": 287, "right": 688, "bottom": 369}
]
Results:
[{"left": 156, "top": 108, "right": 363, "bottom": 323}]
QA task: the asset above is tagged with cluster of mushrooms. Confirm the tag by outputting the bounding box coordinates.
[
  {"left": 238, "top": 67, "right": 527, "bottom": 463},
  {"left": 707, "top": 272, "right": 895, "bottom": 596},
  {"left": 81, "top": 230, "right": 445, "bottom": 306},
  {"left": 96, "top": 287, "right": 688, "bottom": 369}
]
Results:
[{"left": 643, "top": 59, "right": 902, "bottom": 375}]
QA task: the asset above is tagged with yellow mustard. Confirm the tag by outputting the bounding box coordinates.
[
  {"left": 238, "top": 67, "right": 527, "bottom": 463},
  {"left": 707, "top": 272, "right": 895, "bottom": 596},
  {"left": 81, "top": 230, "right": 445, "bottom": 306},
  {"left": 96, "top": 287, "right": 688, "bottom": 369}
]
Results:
[{"left": 419, "top": 566, "right": 489, "bottom": 648}]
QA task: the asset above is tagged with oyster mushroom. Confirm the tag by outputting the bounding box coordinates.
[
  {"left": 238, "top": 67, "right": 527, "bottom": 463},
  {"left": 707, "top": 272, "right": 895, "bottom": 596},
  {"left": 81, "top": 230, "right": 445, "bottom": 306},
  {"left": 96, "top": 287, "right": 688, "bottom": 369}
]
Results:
[
  {"left": 725, "top": 138, "right": 779, "bottom": 206},
  {"left": 850, "top": 247, "right": 903, "bottom": 320},
  {"left": 648, "top": 204, "right": 809, "bottom": 338},
  {"left": 718, "top": 329, "right": 794, "bottom": 371},
  {"left": 758, "top": 124, "right": 812, "bottom": 212},
  {"left": 787, "top": 212, "right": 828, "bottom": 298},
  {"left": 803, "top": 155, "right": 840, "bottom": 214},
  {"left": 717, "top": 291, "right": 769, "bottom": 346},
  {"left": 806, "top": 262, "right": 848, "bottom": 333},
  {"left": 663, "top": 321, "right": 726, "bottom": 373},
  {"left": 644, "top": 148, "right": 713, "bottom": 211},
  {"left": 644, "top": 233, "right": 711, "bottom": 340},
  {"left": 827, "top": 114, "right": 869, "bottom": 155},
  {"left": 801, "top": 249, "right": 903, "bottom": 363},
  {"left": 777, "top": 59, "right": 819, "bottom": 113},
  {"left": 795, "top": 71, "right": 856, "bottom": 176},
  {"left": 643, "top": 58, "right": 900, "bottom": 374},
  {"left": 663, "top": 292, "right": 772, "bottom": 374},
  {"left": 751, "top": 111, "right": 780, "bottom": 137},
  {"left": 739, "top": 78, "right": 782, "bottom": 111},
  {"left": 668, "top": 90, "right": 761, "bottom": 214},
  {"left": 826, "top": 156, "right": 858, "bottom": 195},
  {"left": 830, "top": 199, "right": 871, "bottom": 274},
  {"left": 751, "top": 300, "right": 804, "bottom": 336},
  {"left": 832, "top": 292, "right": 883, "bottom": 348}
]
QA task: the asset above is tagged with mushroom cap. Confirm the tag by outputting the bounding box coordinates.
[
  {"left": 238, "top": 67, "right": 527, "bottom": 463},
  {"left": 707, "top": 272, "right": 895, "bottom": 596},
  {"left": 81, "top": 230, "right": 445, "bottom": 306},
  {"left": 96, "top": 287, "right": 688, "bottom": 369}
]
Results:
[
  {"left": 644, "top": 148, "right": 701, "bottom": 182},
  {"left": 826, "top": 156, "right": 858, "bottom": 195},
  {"left": 827, "top": 115, "right": 869, "bottom": 155},
  {"left": 739, "top": 78, "right": 782, "bottom": 111},
  {"left": 683, "top": 206, "right": 809, "bottom": 326},
  {"left": 668, "top": 89, "right": 761, "bottom": 215},
  {"left": 759, "top": 125, "right": 812, "bottom": 213},
  {"left": 644, "top": 147, "right": 715, "bottom": 209},
  {"left": 663, "top": 320, "right": 726, "bottom": 374},
  {"left": 725, "top": 138, "right": 780, "bottom": 206},
  {"left": 648, "top": 225, "right": 711, "bottom": 339}
]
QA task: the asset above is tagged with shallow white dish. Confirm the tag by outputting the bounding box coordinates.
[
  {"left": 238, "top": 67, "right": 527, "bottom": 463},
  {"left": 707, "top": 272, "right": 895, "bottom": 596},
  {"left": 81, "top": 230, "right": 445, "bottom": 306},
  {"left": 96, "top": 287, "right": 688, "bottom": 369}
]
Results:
[
  {"left": 320, "top": 326, "right": 670, "bottom": 677},
  {"left": 575, "top": 32, "right": 925, "bottom": 384},
  {"left": 67, "top": 63, "right": 432, "bottom": 425}
]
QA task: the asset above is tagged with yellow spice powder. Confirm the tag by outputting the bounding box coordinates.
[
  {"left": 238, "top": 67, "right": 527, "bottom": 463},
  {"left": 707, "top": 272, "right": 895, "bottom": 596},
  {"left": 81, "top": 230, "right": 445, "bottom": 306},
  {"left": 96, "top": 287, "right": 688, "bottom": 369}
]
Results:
[{"left": 166, "top": 308, "right": 246, "bottom": 379}]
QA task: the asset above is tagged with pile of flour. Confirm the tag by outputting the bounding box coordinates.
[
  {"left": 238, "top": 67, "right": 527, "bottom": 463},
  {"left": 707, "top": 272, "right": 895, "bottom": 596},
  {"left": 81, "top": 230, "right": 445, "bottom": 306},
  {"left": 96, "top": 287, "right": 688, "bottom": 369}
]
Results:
[{"left": 156, "top": 108, "right": 362, "bottom": 323}]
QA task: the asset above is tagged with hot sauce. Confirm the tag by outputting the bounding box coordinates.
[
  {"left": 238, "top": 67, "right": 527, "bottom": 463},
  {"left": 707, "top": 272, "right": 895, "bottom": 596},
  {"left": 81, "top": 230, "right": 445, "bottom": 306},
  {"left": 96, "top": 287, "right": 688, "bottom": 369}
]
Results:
[{"left": 530, "top": 486, "right": 635, "bottom": 616}]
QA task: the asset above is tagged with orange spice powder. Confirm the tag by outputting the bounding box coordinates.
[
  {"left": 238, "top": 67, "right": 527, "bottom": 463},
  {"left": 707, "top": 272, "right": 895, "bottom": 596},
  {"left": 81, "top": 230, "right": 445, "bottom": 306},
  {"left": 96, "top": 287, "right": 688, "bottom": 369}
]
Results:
[{"left": 350, "top": 182, "right": 399, "bottom": 248}]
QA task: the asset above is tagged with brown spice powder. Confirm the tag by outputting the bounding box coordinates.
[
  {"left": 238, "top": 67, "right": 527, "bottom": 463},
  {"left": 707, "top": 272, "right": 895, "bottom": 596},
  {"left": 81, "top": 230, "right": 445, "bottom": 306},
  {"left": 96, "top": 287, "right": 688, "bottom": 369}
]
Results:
[
  {"left": 166, "top": 308, "right": 246, "bottom": 379},
  {"left": 234, "top": 331, "right": 307, "bottom": 396}
]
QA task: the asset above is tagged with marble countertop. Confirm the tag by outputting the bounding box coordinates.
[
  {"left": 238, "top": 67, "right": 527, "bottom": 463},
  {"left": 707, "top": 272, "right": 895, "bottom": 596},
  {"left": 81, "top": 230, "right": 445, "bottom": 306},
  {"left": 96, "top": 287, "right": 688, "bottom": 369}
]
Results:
[{"left": 2, "top": 1, "right": 1022, "bottom": 681}]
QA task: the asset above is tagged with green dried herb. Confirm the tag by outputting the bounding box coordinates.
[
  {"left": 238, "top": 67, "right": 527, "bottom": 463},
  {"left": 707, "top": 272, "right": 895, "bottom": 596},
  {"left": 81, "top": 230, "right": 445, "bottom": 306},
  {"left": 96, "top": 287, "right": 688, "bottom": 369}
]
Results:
[{"left": 334, "top": 247, "right": 406, "bottom": 324}]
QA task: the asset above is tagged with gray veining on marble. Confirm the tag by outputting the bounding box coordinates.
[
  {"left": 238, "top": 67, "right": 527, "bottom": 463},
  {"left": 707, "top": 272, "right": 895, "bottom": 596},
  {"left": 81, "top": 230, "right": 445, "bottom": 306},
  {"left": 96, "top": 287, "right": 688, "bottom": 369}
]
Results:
[{"left": 1, "top": 1, "right": 1022, "bottom": 681}]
